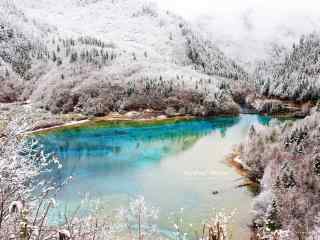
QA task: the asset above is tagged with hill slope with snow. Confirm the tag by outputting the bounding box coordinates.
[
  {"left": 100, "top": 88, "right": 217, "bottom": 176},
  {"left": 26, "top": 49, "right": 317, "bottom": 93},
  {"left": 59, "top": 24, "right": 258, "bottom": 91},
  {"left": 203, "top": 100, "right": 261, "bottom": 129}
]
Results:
[
  {"left": 194, "top": 9, "right": 320, "bottom": 73},
  {"left": 0, "top": 0, "right": 248, "bottom": 116},
  {"left": 254, "top": 33, "right": 320, "bottom": 101}
]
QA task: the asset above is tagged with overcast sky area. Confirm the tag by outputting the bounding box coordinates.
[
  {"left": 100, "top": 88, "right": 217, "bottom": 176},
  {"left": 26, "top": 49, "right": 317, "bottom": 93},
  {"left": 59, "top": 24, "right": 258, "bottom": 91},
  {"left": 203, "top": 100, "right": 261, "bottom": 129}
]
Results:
[
  {"left": 152, "top": 0, "right": 320, "bottom": 63},
  {"left": 153, "top": 0, "right": 320, "bottom": 20}
]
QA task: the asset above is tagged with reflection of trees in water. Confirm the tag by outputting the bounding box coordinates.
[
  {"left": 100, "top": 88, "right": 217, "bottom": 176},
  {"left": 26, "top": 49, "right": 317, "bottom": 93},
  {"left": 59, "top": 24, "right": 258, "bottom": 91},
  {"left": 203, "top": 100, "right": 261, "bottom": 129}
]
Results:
[
  {"left": 257, "top": 115, "right": 271, "bottom": 126},
  {"left": 219, "top": 127, "right": 227, "bottom": 137},
  {"left": 38, "top": 117, "right": 240, "bottom": 183}
]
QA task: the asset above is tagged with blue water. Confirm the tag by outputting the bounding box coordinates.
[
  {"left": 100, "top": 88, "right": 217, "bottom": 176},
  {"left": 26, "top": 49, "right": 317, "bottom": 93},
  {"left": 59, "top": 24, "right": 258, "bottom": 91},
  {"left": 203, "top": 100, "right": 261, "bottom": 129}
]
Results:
[{"left": 38, "top": 114, "right": 271, "bottom": 238}]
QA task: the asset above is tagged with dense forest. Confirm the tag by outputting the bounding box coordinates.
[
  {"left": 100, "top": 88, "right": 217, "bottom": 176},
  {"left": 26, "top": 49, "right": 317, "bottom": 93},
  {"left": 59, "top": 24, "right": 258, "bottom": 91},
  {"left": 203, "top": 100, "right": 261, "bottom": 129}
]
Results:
[
  {"left": 254, "top": 33, "right": 320, "bottom": 101},
  {"left": 239, "top": 107, "right": 320, "bottom": 239}
]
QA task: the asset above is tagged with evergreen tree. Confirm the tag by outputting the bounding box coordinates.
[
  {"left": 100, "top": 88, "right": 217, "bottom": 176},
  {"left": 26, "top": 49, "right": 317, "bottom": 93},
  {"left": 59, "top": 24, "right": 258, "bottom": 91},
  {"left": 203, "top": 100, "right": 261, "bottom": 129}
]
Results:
[
  {"left": 266, "top": 199, "right": 282, "bottom": 231},
  {"left": 5, "top": 69, "right": 10, "bottom": 78},
  {"left": 70, "top": 52, "right": 78, "bottom": 63},
  {"left": 52, "top": 51, "right": 57, "bottom": 62},
  {"left": 57, "top": 58, "right": 62, "bottom": 66}
]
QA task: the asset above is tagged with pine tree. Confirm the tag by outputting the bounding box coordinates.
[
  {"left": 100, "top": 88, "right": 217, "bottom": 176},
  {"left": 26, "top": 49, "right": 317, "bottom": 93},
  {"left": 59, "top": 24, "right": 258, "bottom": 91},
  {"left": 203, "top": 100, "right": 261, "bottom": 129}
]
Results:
[
  {"left": 314, "top": 156, "right": 320, "bottom": 176},
  {"left": 70, "top": 52, "right": 78, "bottom": 63},
  {"left": 52, "top": 51, "right": 57, "bottom": 62},
  {"left": 5, "top": 69, "right": 10, "bottom": 78},
  {"left": 266, "top": 199, "right": 282, "bottom": 231},
  {"left": 282, "top": 169, "right": 296, "bottom": 188},
  {"left": 57, "top": 58, "right": 63, "bottom": 66}
]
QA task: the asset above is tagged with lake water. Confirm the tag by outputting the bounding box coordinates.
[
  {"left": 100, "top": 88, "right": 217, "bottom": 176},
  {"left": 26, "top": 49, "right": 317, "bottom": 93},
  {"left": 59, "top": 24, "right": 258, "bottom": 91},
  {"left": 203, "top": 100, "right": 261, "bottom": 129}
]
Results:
[{"left": 38, "top": 114, "right": 271, "bottom": 239}]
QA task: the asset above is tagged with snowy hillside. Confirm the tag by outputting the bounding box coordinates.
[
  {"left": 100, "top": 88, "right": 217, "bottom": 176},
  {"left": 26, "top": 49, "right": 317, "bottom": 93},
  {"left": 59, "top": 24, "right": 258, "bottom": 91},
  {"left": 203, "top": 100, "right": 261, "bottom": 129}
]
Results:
[
  {"left": 194, "top": 9, "right": 320, "bottom": 72},
  {"left": 0, "top": 0, "right": 247, "bottom": 116},
  {"left": 254, "top": 33, "right": 320, "bottom": 101},
  {"left": 191, "top": 8, "right": 320, "bottom": 102}
]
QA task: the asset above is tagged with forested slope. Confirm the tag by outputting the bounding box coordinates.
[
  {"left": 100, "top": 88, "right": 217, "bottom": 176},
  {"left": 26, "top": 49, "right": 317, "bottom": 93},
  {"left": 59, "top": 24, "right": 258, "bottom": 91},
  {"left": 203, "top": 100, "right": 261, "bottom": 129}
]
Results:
[
  {"left": 254, "top": 33, "right": 320, "bottom": 101},
  {"left": 0, "top": 0, "right": 248, "bottom": 117},
  {"left": 239, "top": 106, "right": 320, "bottom": 239}
]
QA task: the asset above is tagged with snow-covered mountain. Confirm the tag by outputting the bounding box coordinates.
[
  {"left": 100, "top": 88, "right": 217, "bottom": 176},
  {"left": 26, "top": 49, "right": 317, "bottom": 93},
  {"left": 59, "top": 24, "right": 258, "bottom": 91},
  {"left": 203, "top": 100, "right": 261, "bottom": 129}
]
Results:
[
  {"left": 192, "top": 8, "right": 320, "bottom": 102},
  {"left": 0, "top": 0, "right": 247, "bottom": 116},
  {"left": 194, "top": 9, "right": 320, "bottom": 73},
  {"left": 254, "top": 33, "right": 320, "bottom": 101}
]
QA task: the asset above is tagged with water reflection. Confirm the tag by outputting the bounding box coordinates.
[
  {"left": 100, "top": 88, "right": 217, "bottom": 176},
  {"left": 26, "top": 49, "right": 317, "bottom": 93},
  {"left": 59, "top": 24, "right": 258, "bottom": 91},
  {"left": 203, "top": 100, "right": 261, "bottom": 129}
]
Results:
[{"left": 39, "top": 117, "right": 240, "bottom": 180}]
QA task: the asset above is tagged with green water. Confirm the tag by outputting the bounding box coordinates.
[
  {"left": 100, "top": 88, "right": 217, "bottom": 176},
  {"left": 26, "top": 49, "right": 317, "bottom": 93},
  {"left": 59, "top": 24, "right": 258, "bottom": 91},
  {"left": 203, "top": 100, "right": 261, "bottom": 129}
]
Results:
[{"left": 38, "top": 114, "right": 271, "bottom": 239}]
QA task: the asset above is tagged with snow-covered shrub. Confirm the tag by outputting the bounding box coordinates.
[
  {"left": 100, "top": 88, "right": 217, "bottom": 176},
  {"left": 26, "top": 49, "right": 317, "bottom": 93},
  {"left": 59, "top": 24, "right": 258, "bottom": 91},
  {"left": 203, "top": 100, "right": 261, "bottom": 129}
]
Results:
[
  {"left": 0, "top": 113, "right": 62, "bottom": 239},
  {"left": 168, "top": 208, "right": 235, "bottom": 240},
  {"left": 117, "top": 196, "right": 160, "bottom": 240}
]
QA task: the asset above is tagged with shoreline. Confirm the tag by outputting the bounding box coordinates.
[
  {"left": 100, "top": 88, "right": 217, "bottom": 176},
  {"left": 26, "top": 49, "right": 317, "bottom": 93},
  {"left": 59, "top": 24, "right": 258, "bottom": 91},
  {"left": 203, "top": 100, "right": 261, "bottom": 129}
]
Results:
[
  {"left": 26, "top": 109, "right": 297, "bottom": 135},
  {"left": 4, "top": 96, "right": 308, "bottom": 136},
  {"left": 225, "top": 151, "right": 260, "bottom": 193},
  {"left": 27, "top": 112, "right": 198, "bottom": 134},
  {"left": 26, "top": 107, "right": 243, "bottom": 135},
  {"left": 25, "top": 112, "right": 300, "bottom": 136},
  {"left": 226, "top": 151, "right": 250, "bottom": 177}
]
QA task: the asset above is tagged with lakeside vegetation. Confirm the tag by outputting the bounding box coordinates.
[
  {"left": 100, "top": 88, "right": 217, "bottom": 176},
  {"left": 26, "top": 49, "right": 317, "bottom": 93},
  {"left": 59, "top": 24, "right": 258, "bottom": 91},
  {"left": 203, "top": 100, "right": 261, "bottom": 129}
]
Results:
[{"left": 239, "top": 109, "right": 320, "bottom": 239}]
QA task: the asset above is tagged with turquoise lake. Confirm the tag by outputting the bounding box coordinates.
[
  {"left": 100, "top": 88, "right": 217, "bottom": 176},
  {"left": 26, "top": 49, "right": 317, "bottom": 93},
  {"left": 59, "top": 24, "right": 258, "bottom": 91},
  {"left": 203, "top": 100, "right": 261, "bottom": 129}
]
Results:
[{"left": 38, "top": 114, "right": 272, "bottom": 239}]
